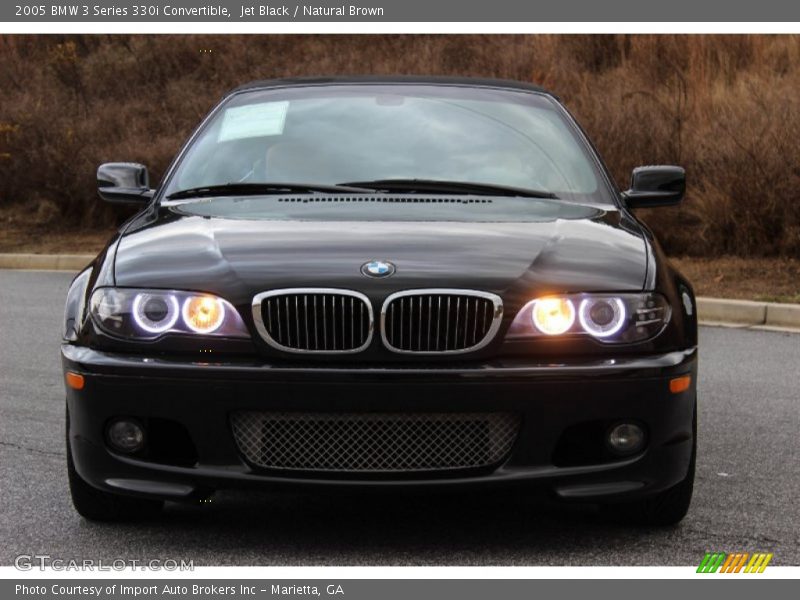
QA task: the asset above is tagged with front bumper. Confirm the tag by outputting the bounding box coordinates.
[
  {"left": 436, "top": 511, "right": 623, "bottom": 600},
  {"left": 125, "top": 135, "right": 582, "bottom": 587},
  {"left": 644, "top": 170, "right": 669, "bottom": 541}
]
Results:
[{"left": 62, "top": 344, "right": 697, "bottom": 503}]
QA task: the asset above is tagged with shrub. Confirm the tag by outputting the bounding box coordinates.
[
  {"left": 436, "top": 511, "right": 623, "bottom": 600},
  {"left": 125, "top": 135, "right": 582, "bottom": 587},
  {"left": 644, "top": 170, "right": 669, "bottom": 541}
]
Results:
[{"left": 0, "top": 34, "right": 798, "bottom": 256}]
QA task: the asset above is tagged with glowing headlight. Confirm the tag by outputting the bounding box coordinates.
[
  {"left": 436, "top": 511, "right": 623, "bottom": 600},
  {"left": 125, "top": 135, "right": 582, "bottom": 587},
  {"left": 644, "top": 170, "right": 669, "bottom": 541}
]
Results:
[
  {"left": 532, "top": 297, "right": 575, "bottom": 335},
  {"left": 89, "top": 288, "right": 248, "bottom": 340},
  {"left": 507, "top": 293, "right": 670, "bottom": 343},
  {"left": 132, "top": 292, "right": 180, "bottom": 334},
  {"left": 182, "top": 296, "right": 225, "bottom": 334},
  {"left": 578, "top": 297, "right": 626, "bottom": 338}
]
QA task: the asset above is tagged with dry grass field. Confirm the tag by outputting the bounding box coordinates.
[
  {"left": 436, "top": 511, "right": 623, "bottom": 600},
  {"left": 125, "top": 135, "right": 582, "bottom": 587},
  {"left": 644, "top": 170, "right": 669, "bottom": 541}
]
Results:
[{"left": 1, "top": 35, "right": 799, "bottom": 268}]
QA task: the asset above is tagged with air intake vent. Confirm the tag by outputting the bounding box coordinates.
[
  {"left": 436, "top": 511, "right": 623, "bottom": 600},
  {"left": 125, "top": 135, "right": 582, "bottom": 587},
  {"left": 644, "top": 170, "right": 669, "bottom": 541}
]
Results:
[
  {"left": 381, "top": 289, "right": 503, "bottom": 354},
  {"left": 230, "top": 411, "right": 521, "bottom": 473},
  {"left": 277, "top": 195, "right": 493, "bottom": 204},
  {"left": 252, "top": 289, "right": 373, "bottom": 353}
]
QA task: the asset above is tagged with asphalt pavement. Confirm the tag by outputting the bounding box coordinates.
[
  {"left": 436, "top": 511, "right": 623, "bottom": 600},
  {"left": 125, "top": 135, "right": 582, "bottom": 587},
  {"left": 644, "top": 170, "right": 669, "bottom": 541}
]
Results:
[{"left": 0, "top": 270, "right": 798, "bottom": 566}]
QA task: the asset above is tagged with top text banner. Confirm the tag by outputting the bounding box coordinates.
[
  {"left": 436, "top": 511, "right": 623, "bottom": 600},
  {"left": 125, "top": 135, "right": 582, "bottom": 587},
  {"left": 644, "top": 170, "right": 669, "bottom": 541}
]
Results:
[{"left": 5, "top": 0, "right": 800, "bottom": 22}]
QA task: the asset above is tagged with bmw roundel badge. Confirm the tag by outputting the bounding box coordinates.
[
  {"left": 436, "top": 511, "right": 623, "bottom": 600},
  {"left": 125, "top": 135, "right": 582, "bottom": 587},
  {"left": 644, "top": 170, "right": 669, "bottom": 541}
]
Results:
[{"left": 361, "top": 260, "right": 396, "bottom": 278}]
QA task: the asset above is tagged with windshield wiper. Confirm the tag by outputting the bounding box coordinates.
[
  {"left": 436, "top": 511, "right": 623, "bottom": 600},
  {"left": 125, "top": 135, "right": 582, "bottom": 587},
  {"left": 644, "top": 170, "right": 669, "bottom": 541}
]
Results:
[
  {"left": 338, "top": 178, "right": 558, "bottom": 199},
  {"left": 166, "top": 182, "right": 372, "bottom": 200}
]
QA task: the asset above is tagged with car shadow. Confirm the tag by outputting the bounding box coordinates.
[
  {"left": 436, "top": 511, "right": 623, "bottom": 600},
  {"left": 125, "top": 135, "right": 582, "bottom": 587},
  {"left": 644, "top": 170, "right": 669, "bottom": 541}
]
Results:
[{"left": 84, "top": 488, "right": 680, "bottom": 565}]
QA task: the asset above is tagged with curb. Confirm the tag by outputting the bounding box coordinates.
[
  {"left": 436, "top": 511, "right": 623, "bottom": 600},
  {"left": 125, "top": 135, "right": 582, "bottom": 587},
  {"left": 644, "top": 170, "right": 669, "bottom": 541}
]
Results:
[
  {"left": 696, "top": 297, "right": 766, "bottom": 326},
  {"left": 2, "top": 253, "right": 800, "bottom": 330},
  {"left": 696, "top": 297, "right": 800, "bottom": 331},
  {"left": 0, "top": 253, "right": 94, "bottom": 271}
]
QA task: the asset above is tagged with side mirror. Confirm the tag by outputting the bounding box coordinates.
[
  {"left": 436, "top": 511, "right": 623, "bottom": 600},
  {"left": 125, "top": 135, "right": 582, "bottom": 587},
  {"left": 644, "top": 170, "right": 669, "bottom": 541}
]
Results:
[
  {"left": 623, "top": 165, "right": 685, "bottom": 208},
  {"left": 97, "top": 163, "right": 154, "bottom": 205}
]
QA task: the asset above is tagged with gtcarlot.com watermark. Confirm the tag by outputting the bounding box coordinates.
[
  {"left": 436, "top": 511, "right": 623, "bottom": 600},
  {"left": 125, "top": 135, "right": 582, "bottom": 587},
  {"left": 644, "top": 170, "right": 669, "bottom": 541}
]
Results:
[{"left": 14, "top": 554, "right": 194, "bottom": 571}]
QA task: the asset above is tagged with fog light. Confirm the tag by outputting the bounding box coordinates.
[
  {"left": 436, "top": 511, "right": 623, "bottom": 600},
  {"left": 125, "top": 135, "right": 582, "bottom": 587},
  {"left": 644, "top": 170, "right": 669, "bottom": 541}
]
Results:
[
  {"left": 106, "top": 419, "right": 145, "bottom": 453},
  {"left": 607, "top": 423, "right": 645, "bottom": 455}
]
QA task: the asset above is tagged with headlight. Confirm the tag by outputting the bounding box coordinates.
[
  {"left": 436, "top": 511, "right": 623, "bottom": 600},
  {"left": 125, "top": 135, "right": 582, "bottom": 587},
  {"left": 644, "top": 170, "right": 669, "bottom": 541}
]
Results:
[
  {"left": 132, "top": 292, "right": 180, "bottom": 334},
  {"left": 182, "top": 296, "right": 225, "bottom": 334},
  {"left": 90, "top": 288, "right": 248, "bottom": 340},
  {"left": 578, "top": 297, "right": 626, "bottom": 338},
  {"left": 507, "top": 293, "right": 670, "bottom": 343},
  {"left": 531, "top": 297, "right": 575, "bottom": 336}
]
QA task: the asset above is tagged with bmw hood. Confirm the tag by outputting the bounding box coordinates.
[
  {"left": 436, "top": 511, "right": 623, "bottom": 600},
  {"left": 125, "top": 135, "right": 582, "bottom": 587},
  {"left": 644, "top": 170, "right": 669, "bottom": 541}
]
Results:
[{"left": 113, "top": 198, "right": 648, "bottom": 307}]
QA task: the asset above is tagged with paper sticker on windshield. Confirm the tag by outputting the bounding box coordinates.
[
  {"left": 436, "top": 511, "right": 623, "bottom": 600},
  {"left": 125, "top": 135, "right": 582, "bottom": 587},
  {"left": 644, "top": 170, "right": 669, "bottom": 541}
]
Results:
[{"left": 217, "top": 101, "right": 289, "bottom": 142}]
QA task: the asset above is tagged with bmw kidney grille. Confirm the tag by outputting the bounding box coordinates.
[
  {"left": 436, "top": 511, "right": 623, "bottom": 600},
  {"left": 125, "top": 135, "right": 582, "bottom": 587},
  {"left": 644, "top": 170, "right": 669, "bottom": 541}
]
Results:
[
  {"left": 381, "top": 290, "right": 503, "bottom": 354},
  {"left": 252, "top": 288, "right": 502, "bottom": 355},
  {"left": 252, "top": 289, "right": 373, "bottom": 353}
]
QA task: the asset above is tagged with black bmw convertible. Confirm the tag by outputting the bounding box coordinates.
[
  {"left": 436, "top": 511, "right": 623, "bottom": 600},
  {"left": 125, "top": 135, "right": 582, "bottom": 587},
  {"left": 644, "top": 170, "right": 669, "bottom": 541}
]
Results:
[{"left": 62, "top": 76, "right": 697, "bottom": 525}]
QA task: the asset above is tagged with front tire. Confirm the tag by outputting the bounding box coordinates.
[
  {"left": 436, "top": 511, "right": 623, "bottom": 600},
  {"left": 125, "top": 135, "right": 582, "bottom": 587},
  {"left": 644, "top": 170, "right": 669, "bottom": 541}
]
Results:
[{"left": 66, "top": 405, "right": 163, "bottom": 521}]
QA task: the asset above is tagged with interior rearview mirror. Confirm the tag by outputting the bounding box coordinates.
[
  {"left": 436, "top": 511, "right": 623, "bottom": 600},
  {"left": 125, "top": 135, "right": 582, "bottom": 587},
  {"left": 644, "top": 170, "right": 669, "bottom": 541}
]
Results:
[
  {"left": 97, "top": 162, "right": 154, "bottom": 205},
  {"left": 623, "top": 165, "right": 685, "bottom": 208}
]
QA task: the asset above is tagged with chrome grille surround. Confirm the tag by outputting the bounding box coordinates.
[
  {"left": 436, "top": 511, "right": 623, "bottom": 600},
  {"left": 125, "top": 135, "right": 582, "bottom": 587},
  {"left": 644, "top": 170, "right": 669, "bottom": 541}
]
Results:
[
  {"left": 252, "top": 288, "right": 374, "bottom": 354},
  {"left": 230, "top": 411, "right": 521, "bottom": 473},
  {"left": 381, "top": 289, "right": 503, "bottom": 354}
]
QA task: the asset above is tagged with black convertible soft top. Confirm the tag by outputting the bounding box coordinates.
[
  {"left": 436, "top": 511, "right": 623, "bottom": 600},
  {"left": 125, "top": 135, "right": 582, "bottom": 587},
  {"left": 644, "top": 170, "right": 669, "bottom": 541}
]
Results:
[{"left": 229, "top": 75, "right": 557, "bottom": 99}]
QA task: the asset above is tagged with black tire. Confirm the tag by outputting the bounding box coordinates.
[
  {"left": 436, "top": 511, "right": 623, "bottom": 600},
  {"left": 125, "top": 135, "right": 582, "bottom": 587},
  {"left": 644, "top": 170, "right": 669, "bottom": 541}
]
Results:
[
  {"left": 66, "top": 405, "right": 163, "bottom": 522},
  {"left": 602, "top": 404, "right": 696, "bottom": 526}
]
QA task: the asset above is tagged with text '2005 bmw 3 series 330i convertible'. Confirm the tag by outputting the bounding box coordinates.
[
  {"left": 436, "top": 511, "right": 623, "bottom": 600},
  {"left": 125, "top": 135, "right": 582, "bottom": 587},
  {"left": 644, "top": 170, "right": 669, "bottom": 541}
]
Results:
[{"left": 62, "top": 76, "right": 698, "bottom": 525}]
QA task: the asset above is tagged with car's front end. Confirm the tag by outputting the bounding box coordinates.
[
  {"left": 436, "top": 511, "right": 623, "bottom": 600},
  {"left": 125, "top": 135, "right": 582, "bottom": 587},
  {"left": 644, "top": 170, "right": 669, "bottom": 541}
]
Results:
[
  {"left": 63, "top": 342, "right": 696, "bottom": 500},
  {"left": 63, "top": 77, "right": 698, "bottom": 524}
]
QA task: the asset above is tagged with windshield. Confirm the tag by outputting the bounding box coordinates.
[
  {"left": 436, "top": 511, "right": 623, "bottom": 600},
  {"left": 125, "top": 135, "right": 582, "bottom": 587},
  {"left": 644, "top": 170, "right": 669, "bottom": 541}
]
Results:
[{"left": 163, "top": 84, "right": 614, "bottom": 205}]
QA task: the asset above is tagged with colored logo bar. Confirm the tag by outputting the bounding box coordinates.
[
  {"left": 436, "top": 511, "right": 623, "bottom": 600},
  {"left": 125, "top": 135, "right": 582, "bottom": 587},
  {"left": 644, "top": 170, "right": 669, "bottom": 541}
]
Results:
[{"left": 697, "top": 552, "right": 773, "bottom": 573}]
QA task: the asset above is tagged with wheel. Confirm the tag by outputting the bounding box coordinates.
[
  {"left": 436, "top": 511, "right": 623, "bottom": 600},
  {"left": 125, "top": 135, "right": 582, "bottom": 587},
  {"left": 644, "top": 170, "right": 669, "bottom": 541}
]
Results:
[
  {"left": 66, "top": 405, "right": 163, "bottom": 521},
  {"left": 602, "top": 403, "right": 696, "bottom": 526}
]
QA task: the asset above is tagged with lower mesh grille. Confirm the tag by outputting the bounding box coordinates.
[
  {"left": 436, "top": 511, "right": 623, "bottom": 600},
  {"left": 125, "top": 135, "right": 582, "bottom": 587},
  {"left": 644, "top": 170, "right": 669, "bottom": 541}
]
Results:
[{"left": 230, "top": 412, "right": 521, "bottom": 473}]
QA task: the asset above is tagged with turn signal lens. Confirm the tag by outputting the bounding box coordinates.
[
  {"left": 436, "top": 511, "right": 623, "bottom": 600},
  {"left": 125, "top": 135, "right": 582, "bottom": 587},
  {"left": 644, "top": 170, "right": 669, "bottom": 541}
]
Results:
[
  {"left": 182, "top": 296, "right": 225, "bottom": 333},
  {"left": 65, "top": 372, "right": 85, "bottom": 390},
  {"left": 670, "top": 375, "right": 692, "bottom": 394},
  {"left": 532, "top": 297, "right": 576, "bottom": 335}
]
